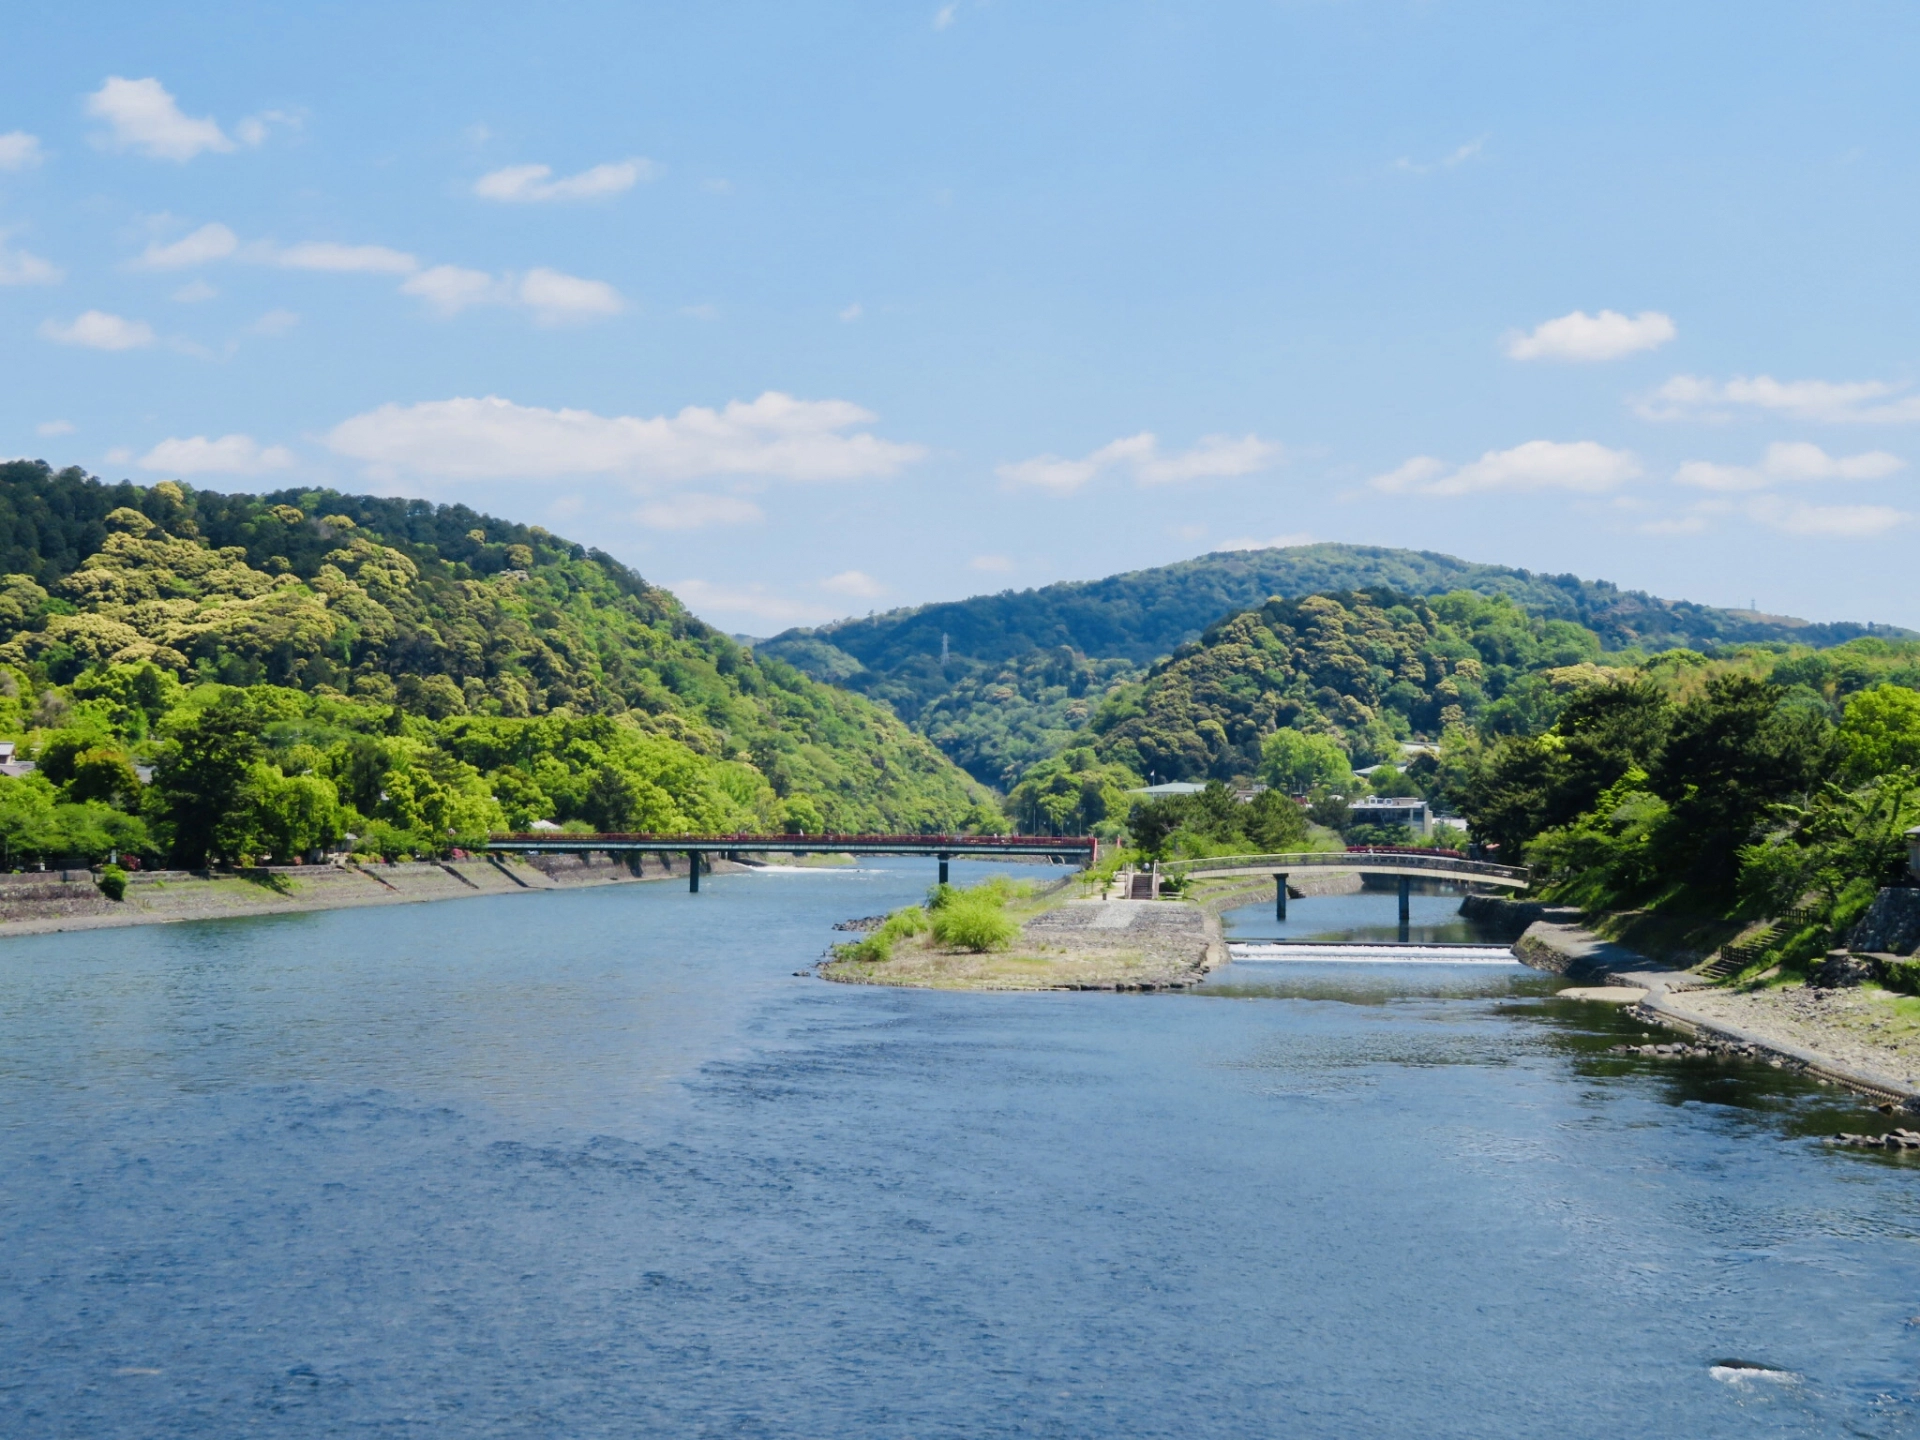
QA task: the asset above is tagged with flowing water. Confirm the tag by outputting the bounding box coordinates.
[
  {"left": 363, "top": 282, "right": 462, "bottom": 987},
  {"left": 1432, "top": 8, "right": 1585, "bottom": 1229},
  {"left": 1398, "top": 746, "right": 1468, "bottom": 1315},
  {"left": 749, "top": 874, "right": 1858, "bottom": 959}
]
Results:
[{"left": 3, "top": 863, "right": 1920, "bottom": 1437}]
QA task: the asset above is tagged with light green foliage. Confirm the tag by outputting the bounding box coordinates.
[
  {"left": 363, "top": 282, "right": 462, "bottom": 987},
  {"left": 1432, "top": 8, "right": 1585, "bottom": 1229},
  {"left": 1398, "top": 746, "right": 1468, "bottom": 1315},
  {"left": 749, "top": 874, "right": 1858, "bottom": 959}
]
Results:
[
  {"left": 1526, "top": 776, "right": 1673, "bottom": 911},
  {"left": 835, "top": 905, "right": 931, "bottom": 963},
  {"left": 1005, "top": 745, "right": 1140, "bottom": 835},
  {"left": 98, "top": 863, "right": 127, "bottom": 901},
  {"left": 0, "top": 464, "right": 982, "bottom": 838},
  {"left": 1837, "top": 685, "right": 1920, "bottom": 784},
  {"left": 0, "top": 772, "right": 148, "bottom": 867},
  {"left": 1260, "top": 730, "right": 1355, "bottom": 793},
  {"left": 929, "top": 889, "right": 1019, "bottom": 952}
]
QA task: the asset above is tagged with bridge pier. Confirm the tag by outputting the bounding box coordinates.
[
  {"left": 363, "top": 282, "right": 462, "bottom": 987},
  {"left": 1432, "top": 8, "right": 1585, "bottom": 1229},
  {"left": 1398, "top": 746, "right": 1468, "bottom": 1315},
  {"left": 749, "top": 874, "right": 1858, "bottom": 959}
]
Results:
[
  {"left": 688, "top": 850, "right": 701, "bottom": 893},
  {"left": 1273, "top": 873, "right": 1288, "bottom": 921},
  {"left": 937, "top": 852, "right": 951, "bottom": 886},
  {"left": 1397, "top": 875, "right": 1411, "bottom": 937}
]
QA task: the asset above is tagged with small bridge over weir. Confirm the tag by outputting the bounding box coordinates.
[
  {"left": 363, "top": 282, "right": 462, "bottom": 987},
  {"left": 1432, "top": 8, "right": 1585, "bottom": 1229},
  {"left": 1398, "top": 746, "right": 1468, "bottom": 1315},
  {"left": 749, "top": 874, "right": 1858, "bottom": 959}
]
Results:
[
  {"left": 484, "top": 832, "right": 1099, "bottom": 891},
  {"left": 1161, "top": 848, "right": 1530, "bottom": 924}
]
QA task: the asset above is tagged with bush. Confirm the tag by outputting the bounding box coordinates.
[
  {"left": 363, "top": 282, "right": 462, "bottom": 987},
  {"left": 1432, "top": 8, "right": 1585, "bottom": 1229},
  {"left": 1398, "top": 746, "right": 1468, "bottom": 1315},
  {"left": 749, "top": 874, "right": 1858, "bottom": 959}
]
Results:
[
  {"left": 834, "top": 904, "right": 928, "bottom": 963},
  {"left": 97, "top": 863, "right": 127, "bottom": 901},
  {"left": 931, "top": 898, "right": 1018, "bottom": 952}
]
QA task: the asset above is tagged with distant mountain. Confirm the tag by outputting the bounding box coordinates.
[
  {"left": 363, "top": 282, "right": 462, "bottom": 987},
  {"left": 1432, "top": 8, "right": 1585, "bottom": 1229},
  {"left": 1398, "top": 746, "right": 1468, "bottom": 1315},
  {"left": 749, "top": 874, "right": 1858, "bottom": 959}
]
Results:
[{"left": 756, "top": 543, "right": 1905, "bottom": 787}]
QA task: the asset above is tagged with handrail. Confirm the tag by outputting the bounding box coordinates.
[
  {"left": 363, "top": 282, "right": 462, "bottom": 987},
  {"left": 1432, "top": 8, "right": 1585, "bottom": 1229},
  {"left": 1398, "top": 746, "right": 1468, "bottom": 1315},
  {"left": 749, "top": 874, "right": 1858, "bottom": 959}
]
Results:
[
  {"left": 1161, "top": 849, "right": 1529, "bottom": 883},
  {"left": 486, "top": 831, "right": 1096, "bottom": 848}
]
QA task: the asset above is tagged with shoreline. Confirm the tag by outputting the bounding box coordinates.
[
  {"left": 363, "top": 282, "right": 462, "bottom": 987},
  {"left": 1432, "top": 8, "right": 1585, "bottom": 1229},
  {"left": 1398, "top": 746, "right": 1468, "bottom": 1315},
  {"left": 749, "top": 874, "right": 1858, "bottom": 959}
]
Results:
[
  {"left": 0, "top": 852, "right": 756, "bottom": 939},
  {"left": 1511, "top": 914, "right": 1920, "bottom": 1109}
]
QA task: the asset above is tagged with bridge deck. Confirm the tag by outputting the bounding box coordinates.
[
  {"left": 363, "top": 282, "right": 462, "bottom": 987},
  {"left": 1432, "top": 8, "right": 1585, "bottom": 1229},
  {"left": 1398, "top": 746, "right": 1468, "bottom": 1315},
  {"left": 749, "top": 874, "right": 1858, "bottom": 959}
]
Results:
[
  {"left": 486, "top": 832, "right": 1098, "bottom": 859},
  {"left": 1163, "top": 850, "right": 1528, "bottom": 889}
]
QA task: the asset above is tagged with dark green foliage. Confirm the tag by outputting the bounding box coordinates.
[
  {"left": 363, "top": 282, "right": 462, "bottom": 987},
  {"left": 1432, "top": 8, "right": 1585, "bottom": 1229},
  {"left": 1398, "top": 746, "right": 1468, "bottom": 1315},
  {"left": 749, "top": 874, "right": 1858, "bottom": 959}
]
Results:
[
  {"left": 98, "top": 863, "right": 127, "bottom": 901},
  {"left": 757, "top": 540, "right": 1900, "bottom": 786},
  {"left": 1085, "top": 589, "right": 1611, "bottom": 783},
  {"left": 148, "top": 692, "right": 263, "bottom": 868},
  {"left": 1459, "top": 681, "right": 1673, "bottom": 858},
  {"left": 1645, "top": 677, "right": 1833, "bottom": 890}
]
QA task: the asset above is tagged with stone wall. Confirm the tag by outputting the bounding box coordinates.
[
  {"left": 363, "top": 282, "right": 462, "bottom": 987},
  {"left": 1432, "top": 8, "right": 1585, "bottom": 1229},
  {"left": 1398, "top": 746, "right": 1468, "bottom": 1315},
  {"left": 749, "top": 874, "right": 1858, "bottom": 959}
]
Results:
[{"left": 1849, "top": 887, "right": 1920, "bottom": 957}]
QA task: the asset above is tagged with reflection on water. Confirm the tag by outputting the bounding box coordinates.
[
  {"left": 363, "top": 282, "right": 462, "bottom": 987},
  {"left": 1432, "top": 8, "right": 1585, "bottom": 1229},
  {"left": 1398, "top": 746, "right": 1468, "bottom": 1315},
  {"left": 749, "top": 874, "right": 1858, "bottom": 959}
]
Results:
[
  {"left": 4, "top": 863, "right": 1920, "bottom": 1438},
  {"left": 1219, "top": 887, "right": 1514, "bottom": 945}
]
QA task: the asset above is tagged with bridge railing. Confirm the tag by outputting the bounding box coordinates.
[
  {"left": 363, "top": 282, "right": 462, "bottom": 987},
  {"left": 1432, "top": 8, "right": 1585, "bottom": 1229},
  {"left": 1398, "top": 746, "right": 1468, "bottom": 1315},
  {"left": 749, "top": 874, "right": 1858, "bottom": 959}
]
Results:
[
  {"left": 486, "top": 831, "right": 1097, "bottom": 850},
  {"left": 1161, "top": 849, "right": 1529, "bottom": 884}
]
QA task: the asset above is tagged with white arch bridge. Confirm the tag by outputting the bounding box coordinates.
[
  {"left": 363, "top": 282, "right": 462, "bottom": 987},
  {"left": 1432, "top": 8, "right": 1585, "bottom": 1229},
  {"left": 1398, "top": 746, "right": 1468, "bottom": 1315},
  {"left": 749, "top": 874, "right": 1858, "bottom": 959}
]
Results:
[{"left": 1159, "top": 848, "right": 1530, "bottom": 924}]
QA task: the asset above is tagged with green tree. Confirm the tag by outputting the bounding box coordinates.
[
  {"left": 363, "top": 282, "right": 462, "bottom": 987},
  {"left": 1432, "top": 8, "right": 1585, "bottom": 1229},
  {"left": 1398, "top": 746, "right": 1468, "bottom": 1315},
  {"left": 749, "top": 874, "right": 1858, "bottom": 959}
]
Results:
[
  {"left": 150, "top": 692, "right": 264, "bottom": 867},
  {"left": 249, "top": 766, "right": 347, "bottom": 860},
  {"left": 1837, "top": 685, "right": 1920, "bottom": 784},
  {"left": 1260, "top": 730, "right": 1354, "bottom": 793},
  {"left": 1645, "top": 676, "right": 1832, "bottom": 892}
]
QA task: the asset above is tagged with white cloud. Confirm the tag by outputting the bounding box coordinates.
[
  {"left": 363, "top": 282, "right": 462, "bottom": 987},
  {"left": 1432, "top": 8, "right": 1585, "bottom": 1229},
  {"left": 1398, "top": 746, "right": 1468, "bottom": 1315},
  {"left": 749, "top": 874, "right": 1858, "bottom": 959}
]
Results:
[
  {"left": 969, "top": 553, "right": 1013, "bottom": 571},
  {"left": 820, "top": 569, "right": 884, "bottom": 598},
  {"left": 325, "top": 392, "right": 926, "bottom": 484},
  {"left": 132, "top": 221, "right": 238, "bottom": 269},
  {"left": 171, "top": 278, "right": 218, "bottom": 303},
  {"left": 1137, "top": 433, "right": 1279, "bottom": 485},
  {"left": 1637, "top": 374, "right": 1920, "bottom": 424},
  {"left": 934, "top": 3, "right": 959, "bottom": 28},
  {"left": 0, "top": 132, "right": 44, "bottom": 171},
  {"left": 138, "top": 433, "right": 294, "bottom": 475},
  {"left": 998, "top": 430, "right": 1280, "bottom": 493},
  {"left": 633, "top": 493, "right": 763, "bottom": 530},
  {"left": 473, "top": 158, "right": 656, "bottom": 203},
  {"left": 1675, "top": 442, "right": 1904, "bottom": 493},
  {"left": 266, "top": 241, "right": 419, "bottom": 274},
  {"left": 1372, "top": 440, "right": 1641, "bottom": 497},
  {"left": 839, "top": 302, "right": 863, "bottom": 322},
  {"left": 1505, "top": 309, "right": 1675, "bottom": 363},
  {"left": 680, "top": 303, "right": 720, "bottom": 321},
  {"left": 400, "top": 264, "right": 504, "bottom": 315},
  {"left": 1217, "top": 532, "right": 1315, "bottom": 552},
  {"left": 1395, "top": 137, "right": 1486, "bottom": 174},
  {"left": 233, "top": 110, "right": 298, "bottom": 148},
  {"left": 39, "top": 310, "right": 155, "bottom": 350},
  {"left": 85, "top": 77, "right": 234, "bottom": 161},
  {"left": 518, "top": 267, "right": 623, "bottom": 324},
  {"left": 670, "top": 578, "right": 823, "bottom": 626},
  {"left": 0, "top": 240, "right": 61, "bottom": 286},
  {"left": 1744, "top": 495, "right": 1908, "bottom": 539},
  {"left": 252, "top": 309, "right": 299, "bottom": 336},
  {"left": 400, "top": 264, "right": 622, "bottom": 323},
  {"left": 36, "top": 420, "right": 74, "bottom": 437},
  {"left": 103, "top": 447, "right": 133, "bottom": 465}
]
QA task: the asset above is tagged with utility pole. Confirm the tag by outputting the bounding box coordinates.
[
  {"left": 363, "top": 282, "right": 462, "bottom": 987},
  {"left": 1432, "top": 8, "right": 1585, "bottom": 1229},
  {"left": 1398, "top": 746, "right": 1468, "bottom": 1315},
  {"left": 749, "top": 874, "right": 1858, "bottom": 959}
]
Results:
[{"left": 940, "top": 632, "right": 949, "bottom": 664}]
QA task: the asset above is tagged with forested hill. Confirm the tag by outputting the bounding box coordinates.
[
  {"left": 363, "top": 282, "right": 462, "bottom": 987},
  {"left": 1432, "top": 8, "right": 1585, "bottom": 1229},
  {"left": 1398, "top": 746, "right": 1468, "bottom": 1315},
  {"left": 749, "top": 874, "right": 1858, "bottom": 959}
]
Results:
[
  {"left": 765, "top": 543, "right": 1894, "bottom": 678},
  {"left": 755, "top": 542, "right": 1902, "bottom": 787},
  {"left": 0, "top": 461, "right": 982, "bottom": 836}
]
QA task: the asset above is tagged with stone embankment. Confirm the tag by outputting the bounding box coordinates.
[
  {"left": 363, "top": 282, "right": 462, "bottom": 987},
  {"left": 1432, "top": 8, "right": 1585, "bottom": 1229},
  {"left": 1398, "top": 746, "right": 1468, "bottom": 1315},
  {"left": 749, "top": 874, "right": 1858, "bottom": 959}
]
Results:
[
  {"left": 0, "top": 851, "right": 741, "bottom": 938},
  {"left": 1508, "top": 906, "right": 1920, "bottom": 1108}
]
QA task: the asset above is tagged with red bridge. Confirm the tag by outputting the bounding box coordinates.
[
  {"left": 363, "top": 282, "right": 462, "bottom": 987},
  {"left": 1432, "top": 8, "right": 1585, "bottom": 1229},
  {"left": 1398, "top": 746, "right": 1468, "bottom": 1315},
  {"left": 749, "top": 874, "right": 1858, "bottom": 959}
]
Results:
[{"left": 485, "top": 832, "right": 1099, "bottom": 891}]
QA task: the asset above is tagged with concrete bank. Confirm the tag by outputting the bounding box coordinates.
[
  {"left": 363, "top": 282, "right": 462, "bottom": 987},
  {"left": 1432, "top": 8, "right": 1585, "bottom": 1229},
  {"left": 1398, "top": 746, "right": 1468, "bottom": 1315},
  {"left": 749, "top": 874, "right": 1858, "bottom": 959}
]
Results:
[
  {"left": 1511, "top": 913, "right": 1920, "bottom": 1108},
  {"left": 0, "top": 851, "right": 753, "bottom": 939}
]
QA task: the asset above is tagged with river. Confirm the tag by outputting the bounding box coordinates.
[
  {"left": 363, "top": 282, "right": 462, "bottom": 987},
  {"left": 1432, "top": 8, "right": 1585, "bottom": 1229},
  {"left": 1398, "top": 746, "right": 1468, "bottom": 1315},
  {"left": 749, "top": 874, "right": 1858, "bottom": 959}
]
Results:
[{"left": 3, "top": 861, "right": 1918, "bottom": 1437}]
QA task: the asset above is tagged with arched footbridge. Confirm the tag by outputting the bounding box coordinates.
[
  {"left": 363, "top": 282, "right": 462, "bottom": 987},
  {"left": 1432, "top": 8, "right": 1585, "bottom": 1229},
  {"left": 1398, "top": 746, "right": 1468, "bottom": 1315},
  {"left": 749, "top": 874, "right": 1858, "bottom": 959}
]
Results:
[
  {"left": 485, "top": 832, "right": 1098, "bottom": 891},
  {"left": 1160, "top": 848, "right": 1530, "bottom": 923}
]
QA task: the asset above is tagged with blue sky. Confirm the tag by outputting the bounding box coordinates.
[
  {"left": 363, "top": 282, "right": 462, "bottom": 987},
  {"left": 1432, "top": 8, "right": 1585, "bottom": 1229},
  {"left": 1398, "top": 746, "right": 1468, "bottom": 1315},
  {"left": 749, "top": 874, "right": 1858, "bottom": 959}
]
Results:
[{"left": 4, "top": 2, "right": 1918, "bottom": 633}]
